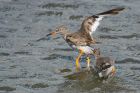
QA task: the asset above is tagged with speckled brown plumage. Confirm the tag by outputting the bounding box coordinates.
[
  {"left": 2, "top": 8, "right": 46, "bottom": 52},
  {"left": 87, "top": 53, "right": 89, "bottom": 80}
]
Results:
[{"left": 45, "top": 7, "right": 124, "bottom": 70}]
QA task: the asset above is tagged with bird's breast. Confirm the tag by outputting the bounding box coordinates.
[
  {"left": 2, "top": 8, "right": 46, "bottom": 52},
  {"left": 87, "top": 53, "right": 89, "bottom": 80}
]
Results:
[{"left": 77, "top": 46, "right": 94, "bottom": 54}]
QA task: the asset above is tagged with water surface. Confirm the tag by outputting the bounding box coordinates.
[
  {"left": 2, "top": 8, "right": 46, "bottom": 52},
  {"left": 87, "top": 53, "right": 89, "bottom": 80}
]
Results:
[{"left": 0, "top": 0, "right": 140, "bottom": 93}]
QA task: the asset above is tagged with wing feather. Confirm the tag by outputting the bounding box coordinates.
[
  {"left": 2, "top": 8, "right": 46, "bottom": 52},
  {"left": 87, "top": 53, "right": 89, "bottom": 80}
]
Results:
[
  {"left": 66, "top": 32, "right": 95, "bottom": 46},
  {"left": 90, "top": 16, "right": 104, "bottom": 35}
]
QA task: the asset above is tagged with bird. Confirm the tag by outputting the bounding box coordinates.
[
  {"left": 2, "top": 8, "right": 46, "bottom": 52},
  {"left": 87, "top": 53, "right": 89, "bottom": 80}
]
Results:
[
  {"left": 44, "top": 7, "right": 125, "bottom": 70},
  {"left": 93, "top": 48, "right": 116, "bottom": 78}
]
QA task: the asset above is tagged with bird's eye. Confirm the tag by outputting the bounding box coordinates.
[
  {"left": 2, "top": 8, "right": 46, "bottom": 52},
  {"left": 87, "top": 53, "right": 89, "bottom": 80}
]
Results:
[{"left": 56, "top": 29, "right": 59, "bottom": 32}]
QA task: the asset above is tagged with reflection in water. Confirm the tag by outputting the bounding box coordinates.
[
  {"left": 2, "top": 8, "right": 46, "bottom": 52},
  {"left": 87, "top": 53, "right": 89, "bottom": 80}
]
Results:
[
  {"left": 64, "top": 67, "right": 95, "bottom": 80},
  {"left": 58, "top": 67, "right": 136, "bottom": 93}
]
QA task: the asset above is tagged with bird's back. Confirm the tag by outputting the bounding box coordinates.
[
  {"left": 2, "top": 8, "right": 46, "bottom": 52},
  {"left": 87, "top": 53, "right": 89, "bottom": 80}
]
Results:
[
  {"left": 66, "top": 31, "right": 95, "bottom": 46},
  {"left": 96, "top": 57, "right": 114, "bottom": 66}
]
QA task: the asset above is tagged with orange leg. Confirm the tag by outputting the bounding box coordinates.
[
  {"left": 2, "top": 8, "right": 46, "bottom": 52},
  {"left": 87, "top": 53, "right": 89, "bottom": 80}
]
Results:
[{"left": 75, "top": 50, "right": 83, "bottom": 71}]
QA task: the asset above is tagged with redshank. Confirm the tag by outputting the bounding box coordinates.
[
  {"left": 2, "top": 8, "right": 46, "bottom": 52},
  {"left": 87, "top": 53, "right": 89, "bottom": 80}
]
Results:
[{"left": 45, "top": 8, "right": 124, "bottom": 70}]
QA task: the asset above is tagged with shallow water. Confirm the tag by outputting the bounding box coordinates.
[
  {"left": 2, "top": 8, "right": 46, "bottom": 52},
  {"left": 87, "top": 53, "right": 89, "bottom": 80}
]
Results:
[{"left": 0, "top": 0, "right": 140, "bottom": 93}]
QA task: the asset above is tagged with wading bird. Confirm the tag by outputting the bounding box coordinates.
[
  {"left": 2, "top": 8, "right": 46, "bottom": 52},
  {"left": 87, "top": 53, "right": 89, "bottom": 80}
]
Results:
[{"left": 45, "top": 8, "right": 124, "bottom": 70}]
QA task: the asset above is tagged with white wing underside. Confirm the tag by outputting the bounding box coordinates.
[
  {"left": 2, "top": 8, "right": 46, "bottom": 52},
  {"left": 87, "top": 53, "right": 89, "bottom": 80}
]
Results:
[{"left": 90, "top": 16, "right": 104, "bottom": 35}]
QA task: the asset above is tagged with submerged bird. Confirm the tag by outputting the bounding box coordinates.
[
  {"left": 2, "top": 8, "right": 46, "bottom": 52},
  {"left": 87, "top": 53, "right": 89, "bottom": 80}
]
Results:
[
  {"left": 93, "top": 48, "right": 116, "bottom": 78},
  {"left": 44, "top": 8, "right": 125, "bottom": 70}
]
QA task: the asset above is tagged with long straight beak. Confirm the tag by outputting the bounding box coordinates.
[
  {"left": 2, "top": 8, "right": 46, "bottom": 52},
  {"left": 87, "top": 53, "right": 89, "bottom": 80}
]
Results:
[
  {"left": 36, "top": 31, "right": 57, "bottom": 41},
  {"left": 46, "top": 31, "right": 57, "bottom": 37}
]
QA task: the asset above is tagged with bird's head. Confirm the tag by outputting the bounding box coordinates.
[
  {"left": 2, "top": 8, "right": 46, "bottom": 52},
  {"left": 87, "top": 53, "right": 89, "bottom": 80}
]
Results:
[
  {"left": 98, "top": 63, "right": 116, "bottom": 78},
  {"left": 95, "top": 58, "right": 116, "bottom": 78},
  {"left": 46, "top": 25, "right": 68, "bottom": 37}
]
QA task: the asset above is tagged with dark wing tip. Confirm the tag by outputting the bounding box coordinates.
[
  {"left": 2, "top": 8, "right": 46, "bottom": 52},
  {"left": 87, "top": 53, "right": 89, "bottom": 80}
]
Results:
[
  {"left": 110, "top": 7, "right": 125, "bottom": 12},
  {"left": 91, "top": 15, "right": 99, "bottom": 18},
  {"left": 97, "top": 7, "right": 125, "bottom": 15}
]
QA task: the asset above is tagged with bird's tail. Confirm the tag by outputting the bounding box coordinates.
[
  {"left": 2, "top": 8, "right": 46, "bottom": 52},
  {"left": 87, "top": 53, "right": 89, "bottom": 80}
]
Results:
[{"left": 96, "top": 7, "right": 125, "bottom": 16}]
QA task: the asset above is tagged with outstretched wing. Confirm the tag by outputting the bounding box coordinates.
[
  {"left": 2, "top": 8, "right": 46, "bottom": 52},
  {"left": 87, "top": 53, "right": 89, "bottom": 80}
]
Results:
[
  {"left": 96, "top": 7, "right": 125, "bottom": 16},
  {"left": 90, "top": 15, "right": 104, "bottom": 34},
  {"left": 81, "top": 7, "right": 125, "bottom": 35}
]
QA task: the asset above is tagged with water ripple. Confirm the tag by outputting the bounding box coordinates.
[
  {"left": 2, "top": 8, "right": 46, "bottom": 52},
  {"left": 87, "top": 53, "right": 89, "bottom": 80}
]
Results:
[
  {"left": 127, "top": 44, "right": 140, "bottom": 51},
  {"left": 41, "top": 54, "right": 74, "bottom": 61},
  {"left": 116, "top": 58, "right": 140, "bottom": 64},
  {"left": 36, "top": 11, "right": 63, "bottom": 17},
  {"left": 99, "top": 35, "right": 118, "bottom": 39},
  {"left": 40, "top": 3, "right": 79, "bottom": 9},
  {"left": 54, "top": 48, "right": 73, "bottom": 52},
  {"left": 0, "top": 35, "right": 7, "bottom": 38},
  {"left": 69, "top": 15, "right": 83, "bottom": 20},
  {"left": 0, "top": 52, "right": 10, "bottom": 56},
  {"left": 14, "top": 51, "right": 31, "bottom": 55},
  {"left": 130, "top": 67, "right": 140, "bottom": 70},
  {"left": 0, "top": 86, "right": 16, "bottom": 91},
  {"left": 99, "top": 33, "right": 140, "bottom": 39},
  {"left": 100, "top": 27, "right": 118, "bottom": 33},
  {"left": 0, "top": 27, "right": 17, "bottom": 33},
  {"left": 0, "top": 5, "right": 15, "bottom": 12},
  {"left": 119, "top": 33, "right": 140, "bottom": 39}
]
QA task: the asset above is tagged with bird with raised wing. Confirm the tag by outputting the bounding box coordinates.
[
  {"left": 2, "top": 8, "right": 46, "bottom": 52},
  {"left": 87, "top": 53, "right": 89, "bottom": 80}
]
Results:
[{"left": 45, "top": 8, "right": 125, "bottom": 70}]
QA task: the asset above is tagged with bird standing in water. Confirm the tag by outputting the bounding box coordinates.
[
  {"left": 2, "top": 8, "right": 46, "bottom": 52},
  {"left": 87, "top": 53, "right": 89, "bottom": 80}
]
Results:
[
  {"left": 44, "top": 8, "right": 124, "bottom": 70},
  {"left": 93, "top": 48, "right": 116, "bottom": 78}
]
